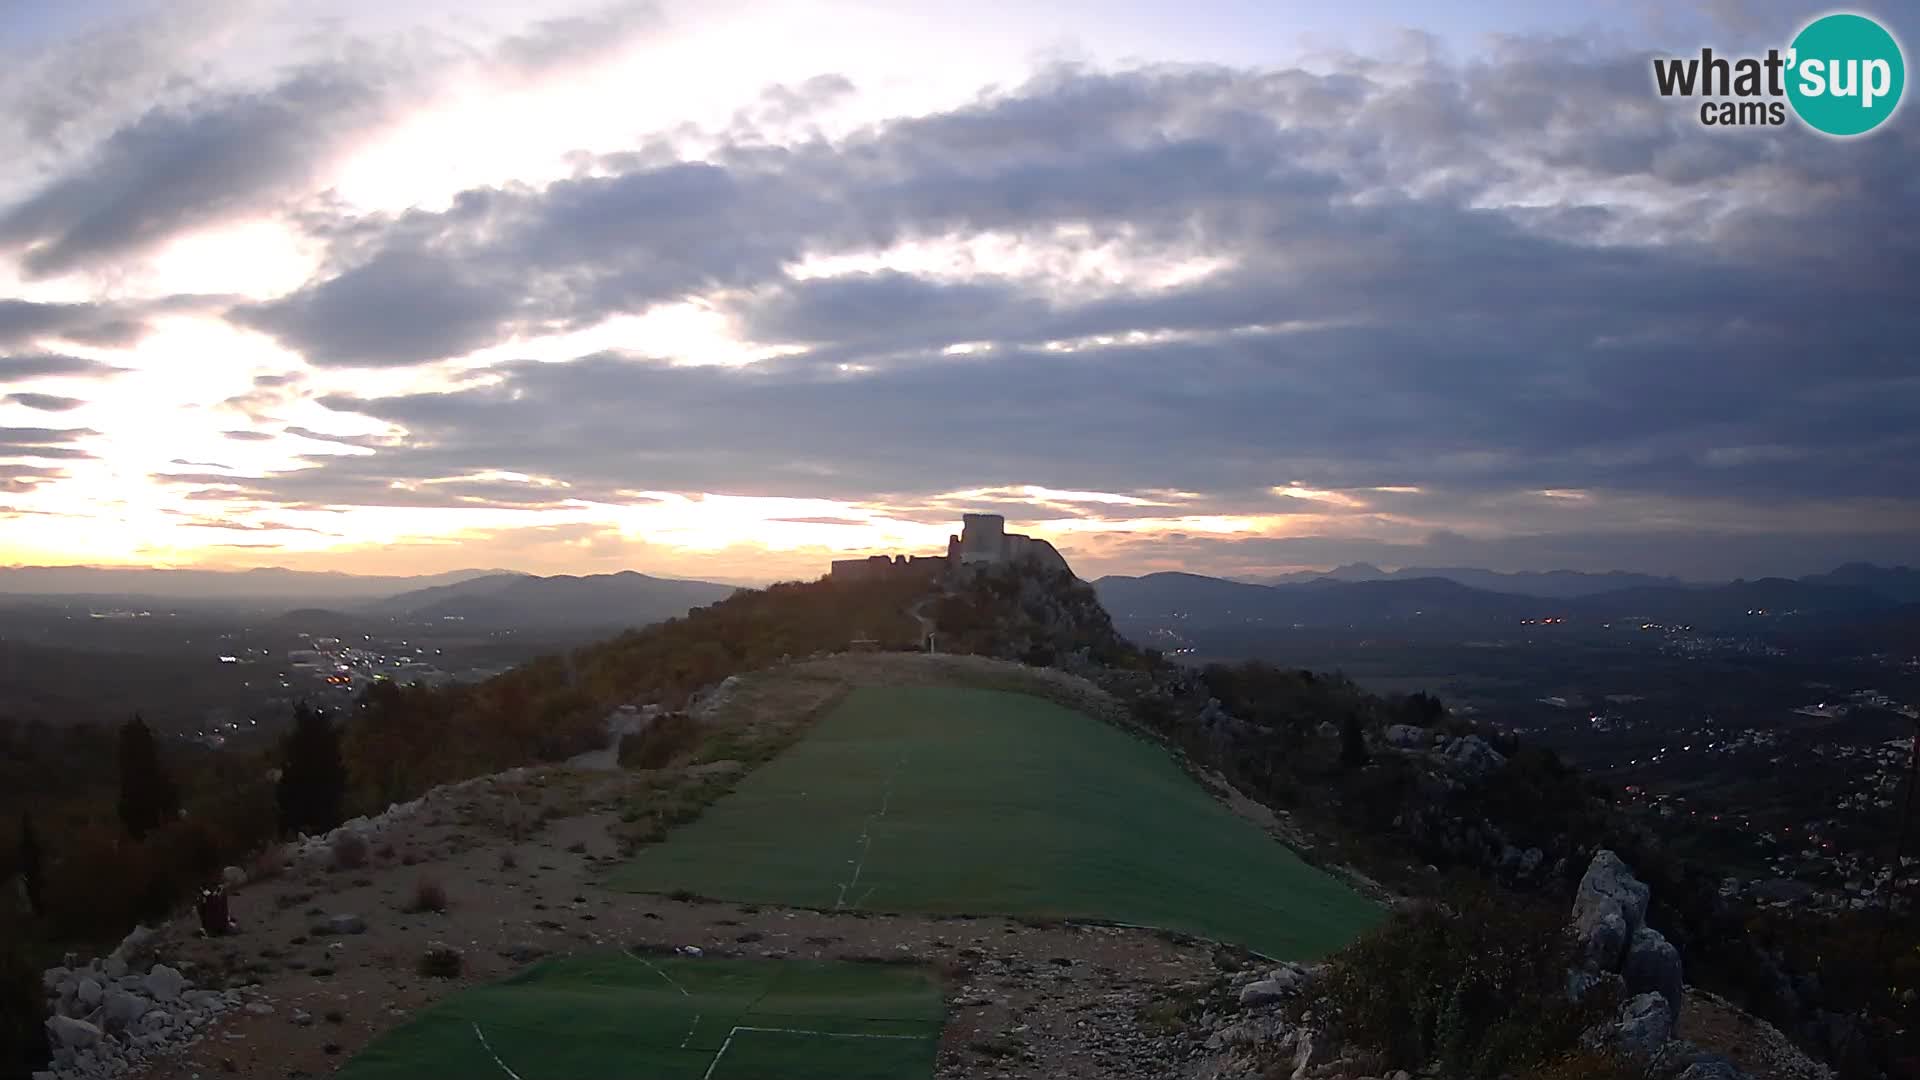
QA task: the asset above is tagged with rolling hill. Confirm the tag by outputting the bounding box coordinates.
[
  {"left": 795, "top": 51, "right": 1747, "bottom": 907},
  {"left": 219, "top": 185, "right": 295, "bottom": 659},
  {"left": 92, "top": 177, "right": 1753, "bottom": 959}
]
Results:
[
  {"left": 0, "top": 565, "right": 515, "bottom": 604},
  {"left": 1095, "top": 572, "right": 1550, "bottom": 628},
  {"left": 367, "top": 570, "right": 740, "bottom": 631},
  {"left": 1096, "top": 569, "right": 1897, "bottom": 631},
  {"left": 1244, "top": 563, "right": 1689, "bottom": 597}
]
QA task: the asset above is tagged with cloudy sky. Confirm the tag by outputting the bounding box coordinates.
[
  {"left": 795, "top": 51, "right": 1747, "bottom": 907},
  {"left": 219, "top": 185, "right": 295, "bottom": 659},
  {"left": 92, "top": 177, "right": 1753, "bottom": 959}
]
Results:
[{"left": 0, "top": 0, "right": 1913, "bottom": 585}]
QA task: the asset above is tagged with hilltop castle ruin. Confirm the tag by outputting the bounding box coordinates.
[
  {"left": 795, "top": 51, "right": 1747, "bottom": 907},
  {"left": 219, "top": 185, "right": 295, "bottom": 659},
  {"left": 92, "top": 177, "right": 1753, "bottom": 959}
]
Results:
[{"left": 829, "top": 513, "right": 1070, "bottom": 581}]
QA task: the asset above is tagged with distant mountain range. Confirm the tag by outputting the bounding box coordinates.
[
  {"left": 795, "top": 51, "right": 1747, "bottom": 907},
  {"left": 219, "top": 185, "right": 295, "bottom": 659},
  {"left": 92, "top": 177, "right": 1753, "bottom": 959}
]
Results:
[
  {"left": 1241, "top": 563, "right": 1690, "bottom": 598},
  {"left": 0, "top": 565, "right": 516, "bottom": 602},
  {"left": 5, "top": 559, "right": 1911, "bottom": 637},
  {"left": 1796, "top": 562, "right": 1920, "bottom": 604},
  {"left": 362, "top": 571, "right": 739, "bottom": 630},
  {"left": 0, "top": 565, "right": 741, "bottom": 634},
  {"left": 1097, "top": 562, "right": 1917, "bottom": 630}
]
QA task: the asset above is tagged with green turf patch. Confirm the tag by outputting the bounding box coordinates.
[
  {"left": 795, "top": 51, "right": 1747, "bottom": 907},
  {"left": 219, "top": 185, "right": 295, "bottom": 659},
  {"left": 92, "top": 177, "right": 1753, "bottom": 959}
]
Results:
[
  {"left": 608, "top": 686, "right": 1382, "bottom": 959},
  {"left": 337, "top": 952, "right": 943, "bottom": 1080}
]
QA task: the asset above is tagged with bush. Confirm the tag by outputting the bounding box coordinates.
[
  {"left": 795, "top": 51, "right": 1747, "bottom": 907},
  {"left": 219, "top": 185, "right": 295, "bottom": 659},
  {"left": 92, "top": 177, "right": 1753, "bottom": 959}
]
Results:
[
  {"left": 246, "top": 846, "right": 288, "bottom": 883},
  {"left": 617, "top": 712, "right": 700, "bottom": 770},
  {"left": 404, "top": 876, "right": 448, "bottom": 914},
  {"left": 417, "top": 942, "right": 463, "bottom": 978},
  {"left": 40, "top": 826, "right": 152, "bottom": 940},
  {"left": 1314, "top": 886, "right": 1617, "bottom": 1079}
]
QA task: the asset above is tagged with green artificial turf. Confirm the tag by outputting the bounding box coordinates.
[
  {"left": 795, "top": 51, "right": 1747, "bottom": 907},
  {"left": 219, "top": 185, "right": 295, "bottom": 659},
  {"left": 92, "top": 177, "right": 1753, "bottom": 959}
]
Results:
[
  {"left": 608, "top": 686, "right": 1381, "bottom": 959},
  {"left": 337, "top": 952, "right": 943, "bottom": 1080}
]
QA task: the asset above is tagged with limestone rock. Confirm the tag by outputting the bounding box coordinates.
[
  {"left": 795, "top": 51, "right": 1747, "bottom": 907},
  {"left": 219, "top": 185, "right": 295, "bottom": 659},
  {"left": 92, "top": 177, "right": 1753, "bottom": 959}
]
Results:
[
  {"left": 142, "top": 963, "right": 186, "bottom": 1003},
  {"left": 1624, "top": 926, "right": 1684, "bottom": 1021},
  {"left": 1581, "top": 910, "right": 1630, "bottom": 972},
  {"left": 1239, "top": 979, "right": 1290, "bottom": 1007},
  {"left": 1384, "top": 724, "right": 1428, "bottom": 749},
  {"left": 101, "top": 989, "right": 149, "bottom": 1032},
  {"left": 1575, "top": 851, "right": 1650, "bottom": 940},
  {"left": 46, "top": 1015, "right": 103, "bottom": 1050},
  {"left": 320, "top": 913, "right": 367, "bottom": 935},
  {"left": 1676, "top": 1062, "right": 1748, "bottom": 1080},
  {"left": 1291, "top": 1030, "right": 1337, "bottom": 1080},
  {"left": 1573, "top": 850, "right": 1650, "bottom": 971},
  {"left": 1445, "top": 734, "right": 1507, "bottom": 777},
  {"left": 1611, "top": 991, "right": 1674, "bottom": 1058}
]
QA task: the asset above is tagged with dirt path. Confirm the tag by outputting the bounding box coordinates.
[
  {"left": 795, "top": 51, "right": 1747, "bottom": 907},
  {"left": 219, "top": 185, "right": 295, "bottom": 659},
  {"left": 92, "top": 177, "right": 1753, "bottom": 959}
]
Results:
[{"left": 909, "top": 595, "right": 939, "bottom": 651}]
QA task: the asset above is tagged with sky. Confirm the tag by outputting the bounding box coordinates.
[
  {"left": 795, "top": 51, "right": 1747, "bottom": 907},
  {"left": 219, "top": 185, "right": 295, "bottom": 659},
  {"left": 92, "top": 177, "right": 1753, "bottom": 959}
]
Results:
[{"left": 0, "top": 0, "right": 1914, "bottom": 585}]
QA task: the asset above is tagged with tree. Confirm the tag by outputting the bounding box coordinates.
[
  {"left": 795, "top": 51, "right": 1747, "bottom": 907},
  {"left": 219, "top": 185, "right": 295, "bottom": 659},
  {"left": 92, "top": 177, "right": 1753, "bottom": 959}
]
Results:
[
  {"left": 0, "top": 918, "right": 49, "bottom": 1077},
  {"left": 1341, "top": 712, "right": 1371, "bottom": 769},
  {"left": 277, "top": 703, "right": 347, "bottom": 838},
  {"left": 116, "top": 715, "right": 179, "bottom": 840},
  {"left": 17, "top": 813, "right": 41, "bottom": 917}
]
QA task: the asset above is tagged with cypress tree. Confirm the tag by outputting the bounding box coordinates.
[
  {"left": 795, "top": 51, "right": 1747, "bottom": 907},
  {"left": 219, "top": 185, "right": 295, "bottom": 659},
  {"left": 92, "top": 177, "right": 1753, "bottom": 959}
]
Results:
[
  {"left": 17, "top": 812, "right": 41, "bottom": 916},
  {"left": 1340, "top": 712, "right": 1371, "bottom": 769},
  {"left": 117, "top": 715, "right": 179, "bottom": 840},
  {"left": 277, "top": 703, "right": 347, "bottom": 837}
]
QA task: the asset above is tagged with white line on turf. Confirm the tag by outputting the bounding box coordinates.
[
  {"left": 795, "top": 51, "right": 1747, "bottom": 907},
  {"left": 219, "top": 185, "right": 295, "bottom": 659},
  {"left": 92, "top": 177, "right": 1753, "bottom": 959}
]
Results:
[
  {"left": 631, "top": 951, "right": 691, "bottom": 996},
  {"left": 681, "top": 1013, "right": 702, "bottom": 1049},
  {"left": 734, "top": 1026, "right": 921, "bottom": 1039},
  {"left": 471, "top": 1022, "right": 525, "bottom": 1080},
  {"left": 701, "top": 1024, "right": 922, "bottom": 1080},
  {"left": 834, "top": 752, "right": 908, "bottom": 911}
]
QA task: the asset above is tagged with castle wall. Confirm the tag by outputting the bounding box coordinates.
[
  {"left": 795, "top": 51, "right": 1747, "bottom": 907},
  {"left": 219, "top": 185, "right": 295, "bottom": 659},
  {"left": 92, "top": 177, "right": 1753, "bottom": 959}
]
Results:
[{"left": 831, "top": 513, "right": 1071, "bottom": 579}]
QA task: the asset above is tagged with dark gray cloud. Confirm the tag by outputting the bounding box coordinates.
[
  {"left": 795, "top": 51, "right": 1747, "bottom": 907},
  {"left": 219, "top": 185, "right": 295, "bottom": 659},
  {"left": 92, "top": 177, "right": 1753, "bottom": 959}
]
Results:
[
  {"left": 184, "top": 48, "right": 1920, "bottom": 572},
  {"left": 233, "top": 248, "right": 526, "bottom": 367},
  {"left": 4, "top": 392, "right": 84, "bottom": 412},
  {"left": 0, "top": 65, "right": 397, "bottom": 278},
  {"left": 493, "top": 1, "right": 661, "bottom": 76},
  {"left": 0, "top": 0, "right": 258, "bottom": 157},
  {"left": 0, "top": 301, "right": 145, "bottom": 350},
  {"left": 0, "top": 351, "right": 125, "bottom": 379},
  {"left": 0, "top": 425, "right": 96, "bottom": 459}
]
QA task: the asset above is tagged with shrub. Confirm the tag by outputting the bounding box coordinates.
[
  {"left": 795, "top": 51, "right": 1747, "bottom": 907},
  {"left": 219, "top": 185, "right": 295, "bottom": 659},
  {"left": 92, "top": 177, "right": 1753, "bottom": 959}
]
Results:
[
  {"left": 617, "top": 712, "right": 700, "bottom": 770},
  {"left": 246, "top": 846, "right": 288, "bottom": 884},
  {"left": 403, "top": 876, "right": 448, "bottom": 914},
  {"left": 329, "top": 832, "right": 369, "bottom": 872},
  {"left": 40, "top": 825, "right": 152, "bottom": 940},
  {"left": 1314, "top": 886, "right": 1617, "bottom": 1079},
  {"left": 417, "top": 942, "right": 463, "bottom": 978}
]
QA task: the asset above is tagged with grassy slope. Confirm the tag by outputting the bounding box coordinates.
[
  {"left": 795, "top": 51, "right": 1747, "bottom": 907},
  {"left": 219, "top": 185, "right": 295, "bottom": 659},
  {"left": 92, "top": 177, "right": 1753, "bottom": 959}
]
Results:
[
  {"left": 610, "top": 686, "right": 1383, "bottom": 959},
  {"left": 338, "top": 952, "right": 943, "bottom": 1080}
]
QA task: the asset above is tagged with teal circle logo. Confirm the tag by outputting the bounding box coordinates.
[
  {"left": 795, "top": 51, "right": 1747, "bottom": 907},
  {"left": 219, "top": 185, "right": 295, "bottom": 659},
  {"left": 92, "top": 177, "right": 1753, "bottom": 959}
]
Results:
[{"left": 1787, "top": 13, "right": 1905, "bottom": 136}]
